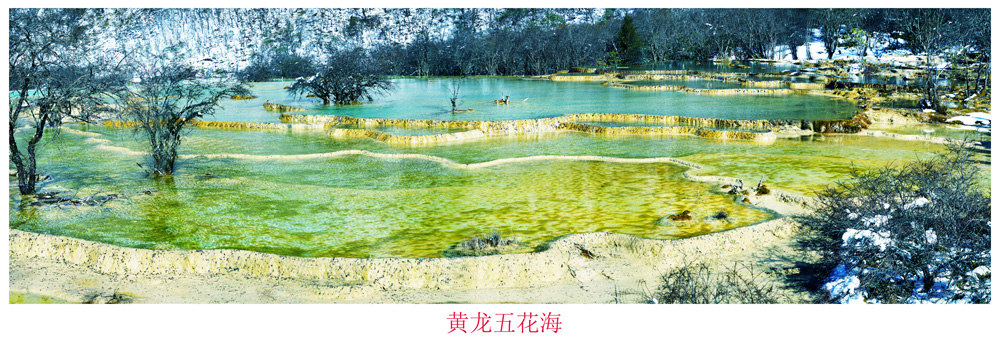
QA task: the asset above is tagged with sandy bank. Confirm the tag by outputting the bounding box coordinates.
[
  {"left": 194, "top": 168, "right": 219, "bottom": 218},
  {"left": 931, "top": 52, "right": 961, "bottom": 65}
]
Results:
[{"left": 10, "top": 210, "right": 809, "bottom": 303}]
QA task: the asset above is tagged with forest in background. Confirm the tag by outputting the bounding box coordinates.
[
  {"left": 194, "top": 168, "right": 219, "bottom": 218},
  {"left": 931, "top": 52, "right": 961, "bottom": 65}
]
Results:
[
  {"left": 234, "top": 8, "right": 992, "bottom": 78},
  {"left": 15, "top": 8, "right": 987, "bottom": 79}
]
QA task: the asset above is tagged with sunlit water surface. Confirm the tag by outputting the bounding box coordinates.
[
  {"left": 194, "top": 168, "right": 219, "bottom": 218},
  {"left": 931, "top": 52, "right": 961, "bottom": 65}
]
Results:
[
  {"left": 211, "top": 77, "right": 859, "bottom": 123},
  {"left": 9, "top": 72, "right": 976, "bottom": 258},
  {"left": 11, "top": 124, "right": 951, "bottom": 258}
]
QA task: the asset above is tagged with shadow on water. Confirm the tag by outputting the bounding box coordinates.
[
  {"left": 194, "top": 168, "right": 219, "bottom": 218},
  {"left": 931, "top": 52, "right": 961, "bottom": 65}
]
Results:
[
  {"left": 140, "top": 176, "right": 184, "bottom": 244},
  {"left": 12, "top": 200, "right": 43, "bottom": 229}
]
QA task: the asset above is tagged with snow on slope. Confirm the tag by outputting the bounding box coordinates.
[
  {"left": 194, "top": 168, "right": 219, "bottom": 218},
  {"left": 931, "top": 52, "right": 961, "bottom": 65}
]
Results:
[{"left": 95, "top": 8, "right": 613, "bottom": 73}]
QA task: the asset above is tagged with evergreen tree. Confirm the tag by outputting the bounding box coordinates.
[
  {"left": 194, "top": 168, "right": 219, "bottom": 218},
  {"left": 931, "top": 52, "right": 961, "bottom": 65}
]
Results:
[{"left": 615, "top": 14, "right": 643, "bottom": 64}]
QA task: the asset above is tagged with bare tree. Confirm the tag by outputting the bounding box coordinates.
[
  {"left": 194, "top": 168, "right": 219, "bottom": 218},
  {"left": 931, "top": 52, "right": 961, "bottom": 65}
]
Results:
[
  {"left": 798, "top": 143, "right": 990, "bottom": 303},
  {"left": 113, "top": 55, "right": 247, "bottom": 176},
  {"left": 777, "top": 9, "right": 810, "bottom": 61},
  {"left": 811, "top": 9, "right": 861, "bottom": 59},
  {"left": 950, "top": 9, "right": 991, "bottom": 104},
  {"left": 287, "top": 47, "right": 394, "bottom": 105},
  {"left": 448, "top": 77, "right": 463, "bottom": 112},
  {"left": 888, "top": 9, "right": 980, "bottom": 112},
  {"left": 9, "top": 9, "right": 118, "bottom": 195}
]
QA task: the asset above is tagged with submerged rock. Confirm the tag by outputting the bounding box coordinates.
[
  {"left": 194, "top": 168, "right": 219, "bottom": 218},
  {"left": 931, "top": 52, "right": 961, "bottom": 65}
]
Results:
[
  {"left": 262, "top": 101, "right": 306, "bottom": 112},
  {"left": 443, "top": 232, "right": 526, "bottom": 257},
  {"left": 656, "top": 210, "right": 694, "bottom": 225}
]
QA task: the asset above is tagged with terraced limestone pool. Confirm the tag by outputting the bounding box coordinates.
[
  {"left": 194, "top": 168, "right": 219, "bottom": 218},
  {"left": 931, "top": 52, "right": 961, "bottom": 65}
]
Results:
[
  {"left": 214, "top": 78, "right": 861, "bottom": 123},
  {"left": 9, "top": 76, "right": 960, "bottom": 259}
]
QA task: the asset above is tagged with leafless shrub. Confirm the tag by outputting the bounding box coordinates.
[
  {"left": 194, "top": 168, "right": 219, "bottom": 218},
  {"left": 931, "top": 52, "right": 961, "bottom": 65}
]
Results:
[
  {"left": 655, "top": 260, "right": 784, "bottom": 304},
  {"left": 796, "top": 142, "right": 990, "bottom": 303}
]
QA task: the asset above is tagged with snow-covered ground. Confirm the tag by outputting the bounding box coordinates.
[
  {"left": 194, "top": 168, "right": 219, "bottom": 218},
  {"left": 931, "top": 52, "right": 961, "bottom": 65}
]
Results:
[
  {"left": 823, "top": 198, "right": 991, "bottom": 304},
  {"left": 779, "top": 28, "right": 925, "bottom": 67}
]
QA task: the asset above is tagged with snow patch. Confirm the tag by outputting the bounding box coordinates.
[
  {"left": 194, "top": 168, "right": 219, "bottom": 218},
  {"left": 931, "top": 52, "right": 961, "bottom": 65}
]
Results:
[
  {"left": 842, "top": 228, "right": 893, "bottom": 251},
  {"left": 902, "top": 197, "right": 929, "bottom": 210},
  {"left": 823, "top": 264, "right": 866, "bottom": 304}
]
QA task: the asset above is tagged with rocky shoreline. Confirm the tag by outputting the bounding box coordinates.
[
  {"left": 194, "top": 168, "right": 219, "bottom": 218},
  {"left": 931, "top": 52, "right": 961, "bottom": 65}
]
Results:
[
  {"left": 10, "top": 156, "right": 823, "bottom": 304},
  {"left": 8, "top": 213, "right": 807, "bottom": 303},
  {"left": 12, "top": 107, "right": 963, "bottom": 304}
]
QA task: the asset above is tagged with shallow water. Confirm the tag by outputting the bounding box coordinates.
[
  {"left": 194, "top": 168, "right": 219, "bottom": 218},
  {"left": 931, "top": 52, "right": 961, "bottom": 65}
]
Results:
[
  {"left": 9, "top": 292, "right": 70, "bottom": 304},
  {"left": 211, "top": 78, "right": 859, "bottom": 123},
  {"left": 629, "top": 60, "right": 798, "bottom": 74},
  {"left": 70, "top": 124, "right": 947, "bottom": 176},
  {"left": 870, "top": 123, "right": 991, "bottom": 140},
  {"left": 11, "top": 130, "right": 777, "bottom": 258},
  {"left": 9, "top": 72, "right": 969, "bottom": 259},
  {"left": 333, "top": 124, "right": 472, "bottom": 136},
  {"left": 10, "top": 122, "right": 952, "bottom": 258},
  {"left": 626, "top": 79, "right": 754, "bottom": 90}
]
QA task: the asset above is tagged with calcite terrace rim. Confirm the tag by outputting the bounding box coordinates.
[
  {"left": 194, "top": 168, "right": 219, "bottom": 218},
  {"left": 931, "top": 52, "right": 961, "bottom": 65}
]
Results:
[
  {"left": 63, "top": 126, "right": 708, "bottom": 170},
  {"left": 277, "top": 112, "right": 790, "bottom": 144},
  {"left": 99, "top": 109, "right": 879, "bottom": 146}
]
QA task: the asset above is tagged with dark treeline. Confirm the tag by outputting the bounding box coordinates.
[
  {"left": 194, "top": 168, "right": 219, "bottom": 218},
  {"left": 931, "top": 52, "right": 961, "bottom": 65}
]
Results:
[{"left": 242, "top": 8, "right": 990, "bottom": 80}]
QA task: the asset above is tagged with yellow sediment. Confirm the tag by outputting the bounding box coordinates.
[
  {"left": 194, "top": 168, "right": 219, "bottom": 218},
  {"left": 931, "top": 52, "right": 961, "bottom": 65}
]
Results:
[
  {"left": 747, "top": 72, "right": 799, "bottom": 80},
  {"left": 686, "top": 72, "right": 746, "bottom": 78},
  {"left": 562, "top": 113, "right": 776, "bottom": 130},
  {"left": 87, "top": 138, "right": 111, "bottom": 144},
  {"left": 559, "top": 122, "right": 776, "bottom": 142},
  {"left": 739, "top": 80, "right": 787, "bottom": 88},
  {"left": 549, "top": 74, "right": 612, "bottom": 82},
  {"left": 59, "top": 126, "right": 103, "bottom": 137},
  {"left": 280, "top": 114, "right": 482, "bottom": 130},
  {"left": 101, "top": 120, "right": 144, "bottom": 129},
  {"left": 277, "top": 112, "right": 784, "bottom": 144},
  {"left": 680, "top": 88, "right": 809, "bottom": 95},
  {"left": 95, "top": 144, "right": 147, "bottom": 156},
  {"left": 10, "top": 213, "right": 805, "bottom": 300},
  {"left": 610, "top": 83, "right": 687, "bottom": 91},
  {"left": 841, "top": 83, "right": 924, "bottom": 93},
  {"left": 328, "top": 128, "right": 487, "bottom": 146},
  {"left": 262, "top": 101, "right": 306, "bottom": 112},
  {"left": 100, "top": 120, "right": 327, "bottom": 132},
  {"left": 190, "top": 120, "right": 291, "bottom": 131},
  {"left": 789, "top": 82, "right": 826, "bottom": 90},
  {"left": 808, "top": 112, "right": 872, "bottom": 133},
  {"left": 96, "top": 109, "right": 869, "bottom": 147},
  {"left": 184, "top": 150, "right": 702, "bottom": 171},
  {"left": 230, "top": 95, "right": 258, "bottom": 100},
  {"left": 599, "top": 69, "right": 689, "bottom": 76}
]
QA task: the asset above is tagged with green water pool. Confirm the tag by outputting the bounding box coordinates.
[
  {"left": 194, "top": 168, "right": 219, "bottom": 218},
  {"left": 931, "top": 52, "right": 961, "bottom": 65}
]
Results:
[
  {"left": 10, "top": 123, "right": 952, "bottom": 258},
  {"left": 10, "top": 73, "right": 978, "bottom": 259},
  {"left": 211, "top": 78, "right": 859, "bottom": 123}
]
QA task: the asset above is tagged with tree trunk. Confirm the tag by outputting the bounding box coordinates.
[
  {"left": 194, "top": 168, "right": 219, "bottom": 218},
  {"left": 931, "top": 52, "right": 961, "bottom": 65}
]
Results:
[
  {"left": 920, "top": 266, "right": 935, "bottom": 293},
  {"left": 823, "top": 32, "right": 837, "bottom": 60},
  {"left": 10, "top": 111, "right": 50, "bottom": 195},
  {"left": 149, "top": 131, "right": 179, "bottom": 177},
  {"left": 152, "top": 152, "right": 175, "bottom": 176},
  {"left": 923, "top": 68, "right": 945, "bottom": 113}
]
